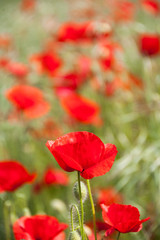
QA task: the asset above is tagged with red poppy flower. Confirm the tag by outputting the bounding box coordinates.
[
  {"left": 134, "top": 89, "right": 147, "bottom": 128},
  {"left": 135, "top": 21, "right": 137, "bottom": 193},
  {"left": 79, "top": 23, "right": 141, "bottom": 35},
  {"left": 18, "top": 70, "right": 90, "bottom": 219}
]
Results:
[
  {"left": 21, "top": 0, "right": 36, "bottom": 11},
  {"left": 6, "top": 85, "right": 50, "bottom": 119},
  {"left": 13, "top": 215, "right": 68, "bottom": 240},
  {"left": 59, "top": 92, "right": 102, "bottom": 126},
  {"left": 44, "top": 168, "right": 69, "bottom": 186},
  {"left": 57, "top": 22, "right": 91, "bottom": 43},
  {"left": 54, "top": 72, "right": 84, "bottom": 92},
  {"left": 115, "top": 1, "right": 135, "bottom": 22},
  {"left": 6, "top": 62, "right": 29, "bottom": 79},
  {"left": 97, "top": 188, "right": 123, "bottom": 206},
  {"left": 0, "top": 161, "right": 36, "bottom": 192},
  {"left": 0, "top": 57, "right": 10, "bottom": 69},
  {"left": 142, "top": 0, "right": 159, "bottom": 15},
  {"left": 0, "top": 34, "right": 12, "bottom": 49},
  {"left": 139, "top": 34, "right": 160, "bottom": 57},
  {"left": 106, "top": 0, "right": 135, "bottom": 22},
  {"left": 33, "top": 167, "right": 69, "bottom": 193},
  {"left": 30, "top": 51, "right": 62, "bottom": 76},
  {"left": 101, "top": 203, "right": 150, "bottom": 236},
  {"left": 98, "top": 41, "right": 122, "bottom": 71},
  {"left": 46, "top": 131, "right": 118, "bottom": 179}
]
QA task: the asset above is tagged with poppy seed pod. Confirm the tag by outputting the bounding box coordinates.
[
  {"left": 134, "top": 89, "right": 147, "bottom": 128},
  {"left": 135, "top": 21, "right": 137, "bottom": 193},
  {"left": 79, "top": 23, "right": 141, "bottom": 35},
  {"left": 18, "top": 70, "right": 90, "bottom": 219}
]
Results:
[
  {"left": 73, "top": 181, "right": 88, "bottom": 202},
  {"left": 69, "top": 231, "right": 81, "bottom": 240}
]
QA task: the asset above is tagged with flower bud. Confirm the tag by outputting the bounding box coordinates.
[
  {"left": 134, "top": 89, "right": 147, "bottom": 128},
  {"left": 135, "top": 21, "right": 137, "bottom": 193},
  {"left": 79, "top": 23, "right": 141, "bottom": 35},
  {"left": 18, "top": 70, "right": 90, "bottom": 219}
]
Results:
[
  {"left": 50, "top": 199, "right": 67, "bottom": 213},
  {"left": 73, "top": 181, "right": 88, "bottom": 202},
  {"left": 69, "top": 231, "right": 81, "bottom": 240}
]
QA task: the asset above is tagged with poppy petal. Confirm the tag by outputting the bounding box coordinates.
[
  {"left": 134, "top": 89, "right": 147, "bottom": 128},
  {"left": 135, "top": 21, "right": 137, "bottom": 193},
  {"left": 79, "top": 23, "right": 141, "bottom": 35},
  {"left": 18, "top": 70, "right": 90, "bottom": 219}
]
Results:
[
  {"left": 81, "top": 144, "right": 117, "bottom": 179},
  {"left": 24, "top": 100, "right": 50, "bottom": 119},
  {"left": 46, "top": 140, "right": 82, "bottom": 172},
  {"left": 0, "top": 161, "right": 36, "bottom": 192}
]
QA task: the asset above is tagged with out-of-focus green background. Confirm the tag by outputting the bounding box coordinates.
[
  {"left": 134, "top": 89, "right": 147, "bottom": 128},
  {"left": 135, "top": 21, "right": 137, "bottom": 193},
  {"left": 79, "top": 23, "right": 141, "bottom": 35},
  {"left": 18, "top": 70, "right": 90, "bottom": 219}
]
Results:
[{"left": 0, "top": 0, "right": 160, "bottom": 239}]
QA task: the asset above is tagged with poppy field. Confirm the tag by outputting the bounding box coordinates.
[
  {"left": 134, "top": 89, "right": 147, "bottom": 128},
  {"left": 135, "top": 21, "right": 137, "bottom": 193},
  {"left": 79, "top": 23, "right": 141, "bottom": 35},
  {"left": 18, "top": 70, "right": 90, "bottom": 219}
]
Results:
[{"left": 0, "top": 0, "right": 160, "bottom": 239}]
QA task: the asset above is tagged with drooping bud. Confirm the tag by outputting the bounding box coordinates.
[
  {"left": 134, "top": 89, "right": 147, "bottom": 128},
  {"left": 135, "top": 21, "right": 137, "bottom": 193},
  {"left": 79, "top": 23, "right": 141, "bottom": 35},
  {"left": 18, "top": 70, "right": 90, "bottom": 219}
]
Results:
[
  {"left": 69, "top": 231, "right": 81, "bottom": 240},
  {"left": 73, "top": 181, "right": 88, "bottom": 202},
  {"left": 50, "top": 199, "right": 67, "bottom": 213}
]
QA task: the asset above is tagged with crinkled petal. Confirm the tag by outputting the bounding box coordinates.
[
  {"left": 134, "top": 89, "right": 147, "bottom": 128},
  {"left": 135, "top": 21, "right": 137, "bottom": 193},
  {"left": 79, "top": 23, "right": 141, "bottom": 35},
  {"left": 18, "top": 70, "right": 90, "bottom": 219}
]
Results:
[
  {"left": 46, "top": 132, "right": 105, "bottom": 173},
  {"left": 81, "top": 144, "right": 117, "bottom": 179}
]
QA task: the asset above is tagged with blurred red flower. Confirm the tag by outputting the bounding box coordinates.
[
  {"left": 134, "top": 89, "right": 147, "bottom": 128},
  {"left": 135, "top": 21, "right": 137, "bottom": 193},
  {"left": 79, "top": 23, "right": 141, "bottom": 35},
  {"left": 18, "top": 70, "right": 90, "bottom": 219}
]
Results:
[
  {"left": 0, "top": 161, "right": 36, "bottom": 192},
  {"left": 0, "top": 34, "right": 12, "bottom": 49},
  {"left": 139, "top": 34, "right": 160, "bottom": 57},
  {"left": 59, "top": 92, "right": 102, "bottom": 126},
  {"left": 33, "top": 167, "right": 69, "bottom": 193},
  {"left": 0, "top": 57, "right": 10, "bottom": 69},
  {"left": 44, "top": 168, "right": 69, "bottom": 186},
  {"left": 30, "top": 51, "right": 62, "bottom": 76},
  {"left": 142, "top": 0, "right": 159, "bottom": 15},
  {"left": 57, "top": 22, "right": 92, "bottom": 43},
  {"left": 97, "top": 188, "right": 123, "bottom": 206},
  {"left": 6, "top": 62, "right": 29, "bottom": 79},
  {"left": 57, "top": 21, "right": 112, "bottom": 43},
  {"left": 54, "top": 72, "right": 84, "bottom": 92},
  {"left": 101, "top": 203, "right": 150, "bottom": 236},
  {"left": 106, "top": 0, "right": 135, "bottom": 22},
  {"left": 46, "top": 131, "right": 118, "bottom": 179},
  {"left": 98, "top": 41, "right": 122, "bottom": 71},
  {"left": 13, "top": 215, "right": 68, "bottom": 240},
  {"left": 21, "top": 0, "right": 36, "bottom": 11},
  {"left": 6, "top": 85, "right": 50, "bottom": 119},
  {"left": 114, "top": 1, "right": 135, "bottom": 22}
]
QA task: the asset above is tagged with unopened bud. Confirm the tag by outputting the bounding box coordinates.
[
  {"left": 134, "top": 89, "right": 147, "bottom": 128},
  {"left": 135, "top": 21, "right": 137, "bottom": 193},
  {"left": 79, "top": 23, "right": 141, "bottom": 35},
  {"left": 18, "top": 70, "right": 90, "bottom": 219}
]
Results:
[
  {"left": 50, "top": 199, "right": 67, "bottom": 213},
  {"left": 73, "top": 181, "right": 88, "bottom": 202},
  {"left": 69, "top": 231, "right": 81, "bottom": 240}
]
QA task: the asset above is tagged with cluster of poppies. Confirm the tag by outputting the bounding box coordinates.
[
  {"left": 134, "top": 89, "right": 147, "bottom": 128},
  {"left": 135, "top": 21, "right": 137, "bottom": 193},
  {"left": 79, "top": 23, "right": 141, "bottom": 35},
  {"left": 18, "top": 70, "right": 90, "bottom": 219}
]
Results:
[
  {"left": 1, "top": 0, "right": 159, "bottom": 129},
  {"left": 0, "top": 132, "right": 150, "bottom": 240},
  {"left": 1, "top": 0, "right": 157, "bottom": 239}
]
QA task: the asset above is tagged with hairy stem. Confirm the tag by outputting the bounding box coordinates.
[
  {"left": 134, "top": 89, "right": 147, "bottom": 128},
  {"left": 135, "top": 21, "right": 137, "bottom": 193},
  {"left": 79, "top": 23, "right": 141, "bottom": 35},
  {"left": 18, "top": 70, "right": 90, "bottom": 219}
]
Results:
[
  {"left": 87, "top": 179, "right": 97, "bottom": 240},
  {"left": 77, "top": 171, "right": 85, "bottom": 240}
]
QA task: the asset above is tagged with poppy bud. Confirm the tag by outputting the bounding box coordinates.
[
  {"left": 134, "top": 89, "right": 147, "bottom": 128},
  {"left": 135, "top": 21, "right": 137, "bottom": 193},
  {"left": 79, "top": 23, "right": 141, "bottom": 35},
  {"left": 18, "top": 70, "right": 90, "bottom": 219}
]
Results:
[
  {"left": 73, "top": 181, "right": 88, "bottom": 202},
  {"left": 69, "top": 231, "right": 81, "bottom": 240},
  {"left": 50, "top": 199, "right": 67, "bottom": 213}
]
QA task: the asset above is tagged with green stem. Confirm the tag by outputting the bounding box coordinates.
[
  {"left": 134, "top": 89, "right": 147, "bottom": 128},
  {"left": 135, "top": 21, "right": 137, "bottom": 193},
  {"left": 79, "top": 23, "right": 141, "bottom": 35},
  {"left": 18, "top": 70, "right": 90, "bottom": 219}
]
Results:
[
  {"left": 3, "top": 200, "right": 11, "bottom": 240},
  {"left": 117, "top": 231, "right": 120, "bottom": 240},
  {"left": 70, "top": 204, "right": 81, "bottom": 232},
  {"left": 77, "top": 171, "right": 85, "bottom": 240},
  {"left": 87, "top": 179, "right": 97, "bottom": 240}
]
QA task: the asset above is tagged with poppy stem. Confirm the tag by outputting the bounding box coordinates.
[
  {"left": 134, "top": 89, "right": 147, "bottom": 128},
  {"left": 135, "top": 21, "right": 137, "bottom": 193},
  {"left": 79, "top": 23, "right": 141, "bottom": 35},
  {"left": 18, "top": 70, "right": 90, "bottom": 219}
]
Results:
[
  {"left": 117, "top": 231, "right": 120, "bottom": 240},
  {"left": 70, "top": 204, "right": 81, "bottom": 232},
  {"left": 77, "top": 171, "right": 85, "bottom": 240},
  {"left": 87, "top": 179, "right": 97, "bottom": 240},
  {"left": 3, "top": 200, "right": 11, "bottom": 240}
]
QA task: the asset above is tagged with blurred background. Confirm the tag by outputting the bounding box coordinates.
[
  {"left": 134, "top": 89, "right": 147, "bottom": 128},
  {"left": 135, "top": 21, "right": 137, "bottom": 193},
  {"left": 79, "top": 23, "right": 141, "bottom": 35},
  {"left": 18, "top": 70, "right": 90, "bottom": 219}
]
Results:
[{"left": 0, "top": 0, "right": 160, "bottom": 239}]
